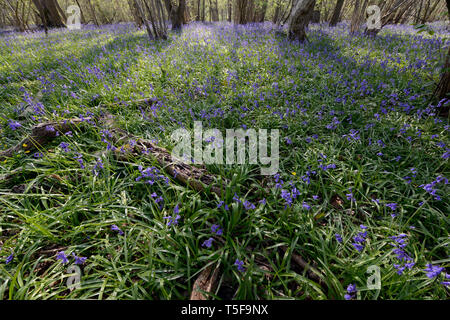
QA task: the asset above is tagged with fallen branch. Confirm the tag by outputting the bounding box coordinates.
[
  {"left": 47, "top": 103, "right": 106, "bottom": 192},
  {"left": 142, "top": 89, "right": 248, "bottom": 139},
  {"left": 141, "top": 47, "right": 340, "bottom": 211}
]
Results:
[
  {"left": 110, "top": 128, "right": 227, "bottom": 196},
  {"left": 0, "top": 117, "right": 94, "bottom": 161}
]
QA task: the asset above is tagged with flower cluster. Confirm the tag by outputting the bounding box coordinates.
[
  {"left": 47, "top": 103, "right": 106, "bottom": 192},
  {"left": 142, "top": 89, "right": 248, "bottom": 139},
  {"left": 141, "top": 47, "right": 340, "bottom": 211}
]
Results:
[
  {"left": 351, "top": 225, "right": 368, "bottom": 252},
  {"left": 389, "top": 234, "right": 415, "bottom": 275},
  {"left": 136, "top": 166, "right": 169, "bottom": 185}
]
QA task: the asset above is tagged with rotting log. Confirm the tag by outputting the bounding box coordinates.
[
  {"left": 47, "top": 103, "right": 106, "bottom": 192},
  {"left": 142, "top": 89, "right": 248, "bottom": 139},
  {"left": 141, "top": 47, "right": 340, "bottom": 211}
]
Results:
[{"left": 0, "top": 117, "right": 94, "bottom": 161}]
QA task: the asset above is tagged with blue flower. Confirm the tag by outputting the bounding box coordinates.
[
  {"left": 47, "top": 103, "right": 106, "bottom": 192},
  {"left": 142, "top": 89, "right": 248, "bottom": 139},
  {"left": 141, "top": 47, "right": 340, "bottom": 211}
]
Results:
[
  {"left": 56, "top": 251, "right": 69, "bottom": 264},
  {"left": 211, "top": 224, "right": 223, "bottom": 235},
  {"left": 164, "top": 215, "right": 181, "bottom": 226},
  {"left": 424, "top": 264, "right": 444, "bottom": 279},
  {"left": 5, "top": 253, "right": 13, "bottom": 264},
  {"left": 111, "top": 224, "right": 124, "bottom": 235},
  {"left": 8, "top": 119, "right": 21, "bottom": 131},
  {"left": 202, "top": 238, "right": 214, "bottom": 248},
  {"left": 234, "top": 259, "right": 245, "bottom": 273},
  {"left": 344, "top": 284, "right": 357, "bottom": 300},
  {"left": 72, "top": 252, "right": 87, "bottom": 265}
]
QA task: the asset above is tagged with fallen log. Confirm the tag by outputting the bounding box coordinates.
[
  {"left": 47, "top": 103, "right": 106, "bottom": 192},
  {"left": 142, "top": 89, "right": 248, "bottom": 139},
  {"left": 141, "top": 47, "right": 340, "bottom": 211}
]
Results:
[
  {"left": 0, "top": 117, "right": 94, "bottom": 161},
  {"left": 110, "top": 128, "right": 227, "bottom": 196}
]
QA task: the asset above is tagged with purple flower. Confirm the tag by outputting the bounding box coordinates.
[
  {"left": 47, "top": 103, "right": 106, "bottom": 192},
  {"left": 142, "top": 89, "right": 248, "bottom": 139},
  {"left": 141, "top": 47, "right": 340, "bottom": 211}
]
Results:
[
  {"left": 302, "top": 202, "right": 311, "bottom": 210},
  {"left": 345, "top": 284, "right": 357, "bottom": 300},
  {"left": 211, "top": 224, "right": 223, "bottom": 235},
  {"left": 385, "top": 203, "right": 397, "bottom": 211},
  {"left": 5, "top": 253, "right": 13, "bottom": 264},
  {"left": 92, "top": 158, "right": 104, "bottom": 176},
  {"left": 164, "top": 215, "right": 181, "bottom": 226},
  {"left": 243, "top": 200, "right": 256, "bottom": 210},
  {"left": 72, "top": 252, "right": 87, "bottom": 265},
  {"left": 111, "top": 224, "right": 124, "bottom": 235},
  {"left": 218, "top": 201, "right": 229, "bottom": 211},
  {"left": 202, "top": 237, "right": 214, "bottom": 248},
  {"left": 346, "top": 189, "right": 355, "bottom": 202},
  {"left": 234, "top": 259, "right": 245, "bottom": 273},
  {"left": 424, "top": 264, "right": 444, "bottom": 279},
  {"left": 56, "top": 251, "right": 69, "bottom": 264},
  {"left": 335, "top": 233, "right": 343, "bottom": 243},
  {"left": 173, "top": 204, "right": 180, "bottom": 214},
  {"left": 8, "top": 119, "right": 21, "bottom": 131},
  {"left": 59, "top": 142, "right": 70, "bottom": 153},
  {"left": 352, "top": 243, "right": 364, "bottom": 252}
]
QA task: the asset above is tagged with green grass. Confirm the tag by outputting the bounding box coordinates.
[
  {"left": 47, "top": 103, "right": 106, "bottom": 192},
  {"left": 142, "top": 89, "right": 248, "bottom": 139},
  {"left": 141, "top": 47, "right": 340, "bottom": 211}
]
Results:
[{"left": 0, "top": 22, "right": 448, "bottom": 300}]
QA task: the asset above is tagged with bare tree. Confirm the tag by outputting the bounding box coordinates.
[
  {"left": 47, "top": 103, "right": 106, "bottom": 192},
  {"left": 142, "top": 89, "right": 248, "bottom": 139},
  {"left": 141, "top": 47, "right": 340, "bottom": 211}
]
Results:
[{"left": 287, "top": 0, "right": 316, "bottom": 41}]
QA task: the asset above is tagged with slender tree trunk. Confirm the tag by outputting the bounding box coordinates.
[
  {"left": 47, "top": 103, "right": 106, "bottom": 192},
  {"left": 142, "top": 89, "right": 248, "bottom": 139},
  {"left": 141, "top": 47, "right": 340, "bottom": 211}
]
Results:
[
  {"left": 134, "top": 0, "right": 153, "bottom": 39},
  {"left": 329, "top": 0, "right": 344, "bottom": 26},
  {"left": 75, "top": 0, "right": 86, "bottom": 24},
  {"left": 86, "top": 0, "right": 99, "bottom": 26},
  {"left": 202, "top": 0, "right": 205, "bottom": 21},
  {"left": 197, "top": 0, "right": 201, "bottom": 21}
]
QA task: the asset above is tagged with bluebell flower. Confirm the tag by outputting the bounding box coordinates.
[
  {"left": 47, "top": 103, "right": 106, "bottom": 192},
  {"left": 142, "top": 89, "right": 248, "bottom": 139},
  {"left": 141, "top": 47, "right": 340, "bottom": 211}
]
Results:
[
  {"left": 72, "top": 252, "right": 87, "bottom": 265},
  {"left": 211, "top": 224, "right": 223, "bottom": 235},
  {"left": 111, "top": 224, "right": 124, "bottom": 235},
  {"left": 5, "top": 253, "right": 13, "bottom": 264},
  {"left": 234, "top": 259, "right": 245, "bottom": 273},
  {"left": 56, "top": 251, "right": 69, "bottom": 264},
  {"left": 8, "top": 119, "right": 21, "bottom": 131},
  {"left": 424, "top": 264, "right": 444, "bottom": 279},
  {"left": 202, "top": 238, "right": 214, "bottom": 248},
  {"left": 164, "top": 215, "right": 181, "bottom": 226}
]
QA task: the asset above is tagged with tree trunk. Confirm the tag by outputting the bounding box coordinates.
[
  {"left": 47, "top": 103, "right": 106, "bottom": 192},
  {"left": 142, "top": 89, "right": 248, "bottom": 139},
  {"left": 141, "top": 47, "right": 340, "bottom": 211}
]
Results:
[
  {"left": 32, "top": 0, "right": 66, "bottom": 28},
  {"left": 435, "top": 0, "right": 450, "bottom": 116},
  {"left": 183, "top": 0, "right": 191, "bottom": 23},
  {"left": 329, "top": 0, "right": 344, "bottom": 26},
  {"left": 165, "top": 0, "right": 186, "bottom": 30},
  {"left": 287, "top": 0, "right": 316, "bottom": 42}
]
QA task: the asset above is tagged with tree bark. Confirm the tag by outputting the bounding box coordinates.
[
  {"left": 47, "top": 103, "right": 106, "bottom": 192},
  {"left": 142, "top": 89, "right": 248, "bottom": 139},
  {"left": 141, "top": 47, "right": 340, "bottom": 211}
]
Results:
[
  {"left": 287, "top": 0, "right": 316, "bottom": 42},
  {"left": 329, "top": 0, "right": 344, "bottom": 26},
  {"left": 32, "top": 0, "right": 66, "bottom": 28},
  {"left": 350, "top": 0, "right": 368, "bottom": 34},
  {"left": 435, "top": 0, "right": 450, "bottom": 116}
]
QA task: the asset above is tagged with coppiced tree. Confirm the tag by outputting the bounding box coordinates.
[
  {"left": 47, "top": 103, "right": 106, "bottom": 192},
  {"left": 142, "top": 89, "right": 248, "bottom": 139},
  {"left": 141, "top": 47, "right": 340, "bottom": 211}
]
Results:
[{"left": 134, "top": 0, "right": 168, "bottom": 39}]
